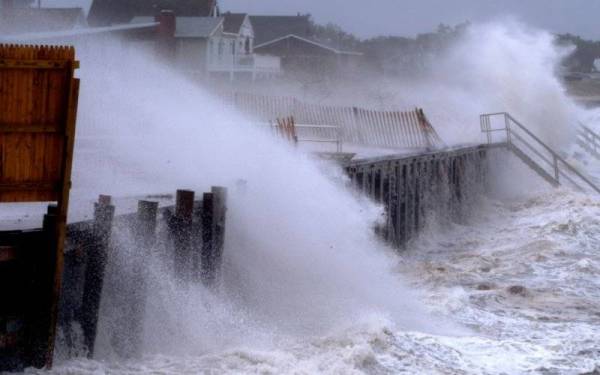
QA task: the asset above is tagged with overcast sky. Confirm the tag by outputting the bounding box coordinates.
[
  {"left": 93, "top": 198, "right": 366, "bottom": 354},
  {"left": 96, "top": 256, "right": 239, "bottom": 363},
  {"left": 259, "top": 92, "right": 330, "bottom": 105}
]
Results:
[{"left": 46, "top": 0, "right": 600, "bottom": 40}]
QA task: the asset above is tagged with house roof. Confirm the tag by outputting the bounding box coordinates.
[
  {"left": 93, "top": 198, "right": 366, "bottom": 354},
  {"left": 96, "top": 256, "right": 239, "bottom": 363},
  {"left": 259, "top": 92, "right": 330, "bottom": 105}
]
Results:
[
  {"left": 131, "top": 15, "right": 222, "bottom": 38},
  {"left": 0, "top": 22, "right": 159, "bottom": 43},
  {"left": 222, "top": 12, "right": 246, "bottom": 34},
  {"left": 88, "top": 0, "right": 217, "bottom": 26},
  {"left": 249, "top": 15, "right": 311, "bottom": 46},
  {"left": 0, "top": 7, "right": 85, "bottom": 35},
  {"left": 254, "top": 34, "right": 363, "bottom": 56}
]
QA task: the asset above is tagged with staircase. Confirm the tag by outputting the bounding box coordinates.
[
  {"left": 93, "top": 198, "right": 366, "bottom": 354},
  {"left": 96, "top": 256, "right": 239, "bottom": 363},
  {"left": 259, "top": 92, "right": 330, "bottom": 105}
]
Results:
[
  {"left": 577, "top": 123, "right": 600, "bottom": 160},
  {"left": 480, "top": 112, "right": 600, "bottom": 194}
]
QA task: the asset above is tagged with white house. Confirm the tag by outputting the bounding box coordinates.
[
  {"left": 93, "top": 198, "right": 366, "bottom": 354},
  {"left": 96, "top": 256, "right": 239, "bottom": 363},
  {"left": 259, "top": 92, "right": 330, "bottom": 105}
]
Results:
[
  {"left": 209, "top": 12, "right": 280, "bottom": 81},
  {"left": 131, "top": 12, "right": 280, "bottom": 81}
]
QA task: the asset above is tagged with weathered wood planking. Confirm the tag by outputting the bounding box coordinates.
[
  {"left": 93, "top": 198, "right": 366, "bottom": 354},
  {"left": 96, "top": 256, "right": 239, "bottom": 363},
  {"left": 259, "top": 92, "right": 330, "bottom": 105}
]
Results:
[
  {"left": 0, "top": 44, "right": 80, "bottom": 369},
  {"left": 0, "top": 44, "right": 79, "bottom": 203}
]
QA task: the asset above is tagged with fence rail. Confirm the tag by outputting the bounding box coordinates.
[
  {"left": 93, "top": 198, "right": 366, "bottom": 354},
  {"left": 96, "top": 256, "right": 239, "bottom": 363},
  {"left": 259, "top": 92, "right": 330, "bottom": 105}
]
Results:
[{"left": 226, "top": 92, "right": 444, "bottom": 150}]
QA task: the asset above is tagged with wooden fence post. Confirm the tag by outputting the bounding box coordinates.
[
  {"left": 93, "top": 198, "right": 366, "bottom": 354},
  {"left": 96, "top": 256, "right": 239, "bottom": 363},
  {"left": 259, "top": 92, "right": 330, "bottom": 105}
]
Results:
[
  {"left": 171, "top": 190, "right": 194, "bottom": 281},
  {"left": 200, "top": 192, "right": 214, "bottom": 285},
  {"left": 201, "top": 187, "right": 227, "bottom": 286},
  {"left": 129, "top": 200, "right": 158, "bottom": 357},
  {"left": 211, "top": 187, "right": 227, "bottom": 280},
  {"left": 80, "top": 195, "right": 115, "bottom": 357},
  {"left": 28, "top": 204, "right": 58, "bottom": 368}
]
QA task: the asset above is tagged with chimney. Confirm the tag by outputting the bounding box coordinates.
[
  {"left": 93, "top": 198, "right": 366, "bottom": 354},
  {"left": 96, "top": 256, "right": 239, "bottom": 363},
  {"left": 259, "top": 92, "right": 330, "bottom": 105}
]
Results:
[
  {"left": 155, "top": 10, "right": 175, "bottom": 38},
  {"left": 154, "top": 10, "right": 176, "bottom": 61}
]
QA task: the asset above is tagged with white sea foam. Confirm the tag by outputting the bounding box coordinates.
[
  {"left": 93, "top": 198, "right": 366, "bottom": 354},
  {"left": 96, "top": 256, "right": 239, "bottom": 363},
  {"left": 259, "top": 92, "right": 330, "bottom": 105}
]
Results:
[{"left": 13, "top": 19, "right": 600, "bottom": 375}]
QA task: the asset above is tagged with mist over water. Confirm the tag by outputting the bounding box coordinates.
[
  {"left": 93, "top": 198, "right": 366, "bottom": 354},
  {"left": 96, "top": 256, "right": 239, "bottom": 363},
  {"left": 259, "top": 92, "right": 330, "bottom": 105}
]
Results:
[
  {"left": 326, "top": 22, "right": 586, "bottom": 151},
  {"left": 65, "top": 39, "right": 453, "bottom": 362},
  {"left": 16, "top": 19, "right": 600, "bottom": 374}
]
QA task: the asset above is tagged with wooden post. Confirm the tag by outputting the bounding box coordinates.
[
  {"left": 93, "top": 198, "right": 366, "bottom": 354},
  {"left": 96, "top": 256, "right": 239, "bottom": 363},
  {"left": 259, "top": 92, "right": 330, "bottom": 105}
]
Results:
[
  {"left": 388, "top": 166, "right": 398, "bottom": 246},
  {"left": 200, "top": 192, "right": 214, "bottom": 285},
  {"left": 201, "top": 187, "right": 227, "bottom": 286},
  {"left": 129, "top": 200, "right": 158, "bottom": 357},
  {"left": 80, "top": 195, "right": 115, "bottom": 357},
  {"left": 172, "top": 190, "right": 194, "bottom": 281},
  {"left": 28, "top": 204, "right": 58, "bottom": 368},
  {"left": 396, "top": 164, "right": 407, "bottom": 246},
  {"left": 405, "top": 163, "right": 415, "bottom": 242},
  {"left": 211, "top": 187, "right": 227, "bottom": 282}
]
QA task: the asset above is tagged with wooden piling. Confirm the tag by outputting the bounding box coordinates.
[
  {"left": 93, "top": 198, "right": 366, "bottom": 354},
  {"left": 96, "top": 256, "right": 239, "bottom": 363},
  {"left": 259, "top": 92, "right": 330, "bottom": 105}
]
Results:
[
  {"left": 0, "top": 235, "right": 25, "bottom": 371},
  {"left": 80, "top": 195, "right": 115, "bottom": 357},
  {"left": 200, "top": 187, "right": 227, "bottom": 286},
  {"left": 172, "top": 190, "right": 194, "bottom": 280},
  {"left": 200, "top": 192, "right": 214, "bottom": 285},
  {"left": 211, "top": 187, "right": 227, "bottom": 280},
  {"left": 27, "top": 205, "right": 58, "bottom": 368},
  {"left": 129, "top": 200, "right": 158, "bottom": 357}
]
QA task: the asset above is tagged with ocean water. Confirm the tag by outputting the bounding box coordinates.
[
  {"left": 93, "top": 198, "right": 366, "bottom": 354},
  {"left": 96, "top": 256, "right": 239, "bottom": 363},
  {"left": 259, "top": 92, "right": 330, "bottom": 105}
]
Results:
[
  {"left": 5, "top": 20, "right": 600, "bottom": 375},
  {"left": 20, "top": 187, "right": 599, "bottom": 374}
]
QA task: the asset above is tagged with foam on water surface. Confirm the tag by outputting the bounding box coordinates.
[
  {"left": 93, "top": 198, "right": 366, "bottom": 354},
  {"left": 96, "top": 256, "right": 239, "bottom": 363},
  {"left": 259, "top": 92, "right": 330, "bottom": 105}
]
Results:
[{"left": 6, "top": 19, "right": 600, "bottom": 375}]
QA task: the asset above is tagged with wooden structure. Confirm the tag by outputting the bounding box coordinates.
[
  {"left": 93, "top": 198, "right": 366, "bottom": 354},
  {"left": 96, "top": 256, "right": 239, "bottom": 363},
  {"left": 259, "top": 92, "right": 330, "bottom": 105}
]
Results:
[
  {"left": 59, "top": 187, "right": 227, "bottom": 359},
  {"left": 346, "top": 145, "right": 489, "bottom": 247},
  {"left": 227, "top": 92, "right": 444, "bottom": 150},
  {"left": 273, "top": 116, "right": 298, "bottom": 145},
  {"left": 0, "top": 44, "right": 79, "bottom": 370}
]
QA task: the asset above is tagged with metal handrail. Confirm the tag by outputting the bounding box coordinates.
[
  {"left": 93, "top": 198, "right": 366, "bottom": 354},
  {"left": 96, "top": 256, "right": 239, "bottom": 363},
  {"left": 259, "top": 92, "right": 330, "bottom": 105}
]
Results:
[
  {"left": 480, "top": 112, "right": 600, "bottom": 194},
  {"left": 263, "top": 122, "right": 344, "bottom": 153},
  {"left": 577, "top": 122, "right": 600, "bottom": 158}
]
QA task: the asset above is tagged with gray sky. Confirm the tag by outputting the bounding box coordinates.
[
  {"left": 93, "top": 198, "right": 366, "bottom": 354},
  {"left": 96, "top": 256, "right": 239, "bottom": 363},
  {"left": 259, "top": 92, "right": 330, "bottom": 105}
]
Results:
[{"left": 45, "top": 0, "right": 600, "bottom": 40}]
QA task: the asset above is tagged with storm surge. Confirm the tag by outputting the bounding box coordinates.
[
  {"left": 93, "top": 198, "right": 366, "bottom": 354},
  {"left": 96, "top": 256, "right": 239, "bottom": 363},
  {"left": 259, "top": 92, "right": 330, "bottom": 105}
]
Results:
[
  {"left": 33, "top": 19, "right": 600, "bottom": 374},
  {"left": 349, "top": 21, "right": 585, "bottom": 152},
  {"left": 62, "top": 40, "right": 446, "bottom": 362}
]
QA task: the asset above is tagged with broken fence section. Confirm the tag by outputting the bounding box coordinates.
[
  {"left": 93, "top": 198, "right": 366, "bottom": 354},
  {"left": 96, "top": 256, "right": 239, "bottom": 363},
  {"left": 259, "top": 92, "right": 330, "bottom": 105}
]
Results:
[{"left": 225, "top": 92, "right": 444, "bottom": 150}]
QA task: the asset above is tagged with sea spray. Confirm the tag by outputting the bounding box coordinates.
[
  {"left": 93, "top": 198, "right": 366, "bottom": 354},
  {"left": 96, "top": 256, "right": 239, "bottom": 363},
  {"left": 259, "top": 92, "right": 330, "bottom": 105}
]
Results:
[
  {"left": 61, "top": 39, "right": 459, "bottom": 360},
  {"left": 326, "top": 21, "right": 584, "bottom": 150}
]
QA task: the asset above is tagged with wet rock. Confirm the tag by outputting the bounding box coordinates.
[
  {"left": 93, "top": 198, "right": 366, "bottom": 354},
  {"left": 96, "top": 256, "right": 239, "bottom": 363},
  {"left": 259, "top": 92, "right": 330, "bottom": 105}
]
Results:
[
  {"left": 435, "top": 267, "right": 446, "bottom": 272},
  {"left": 476, "top": 282, "right": 495, "bottom": 291},
  {"left": 577, "top": 348, "right": 600, "bottom": 356},
  {"left": 507, "top": 285, "right": 528, "bottom": 296},
  {"left": 480, "top": 267, "right": 491, "bottom": 273},
  {"left": 579, "top": 367, "right": 600, "bottom": 375}
]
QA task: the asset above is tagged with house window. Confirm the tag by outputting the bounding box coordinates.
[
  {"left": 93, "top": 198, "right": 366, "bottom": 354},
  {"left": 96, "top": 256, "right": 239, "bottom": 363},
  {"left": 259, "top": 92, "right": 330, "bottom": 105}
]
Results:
[
  {"left": 245, "top": 37, "right": 251, "bottom": 54},
  {"left": 218, "top": 40, "right": 223, "bottom": 56}
]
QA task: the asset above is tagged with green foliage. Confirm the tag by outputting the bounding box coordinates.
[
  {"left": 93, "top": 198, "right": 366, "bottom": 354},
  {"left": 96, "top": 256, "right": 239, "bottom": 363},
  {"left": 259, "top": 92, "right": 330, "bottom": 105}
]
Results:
[
  {"left": 307, "top": 17, "right": 600, "bottom": 76},
  {"left": 555, "top": 33, "right": 600, "bottom": 73},
  {"left": 308, "top": 18, "right": 362, "bottom": 51}
]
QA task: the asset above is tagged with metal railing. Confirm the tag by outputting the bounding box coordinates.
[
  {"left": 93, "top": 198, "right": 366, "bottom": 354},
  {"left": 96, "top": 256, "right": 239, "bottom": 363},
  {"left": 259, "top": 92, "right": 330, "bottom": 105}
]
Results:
[
  {"left": 577, "top": 122, "right": 600, "bottom": 159},
  {"left": 263, "top": 121, "right": 344, "bottom": 153},
  {"left": 480, "top": 112, "right": 600, "bottom": 194},
  {"left": 295, "top": 123, "right": 344, "bottom": 153}
]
